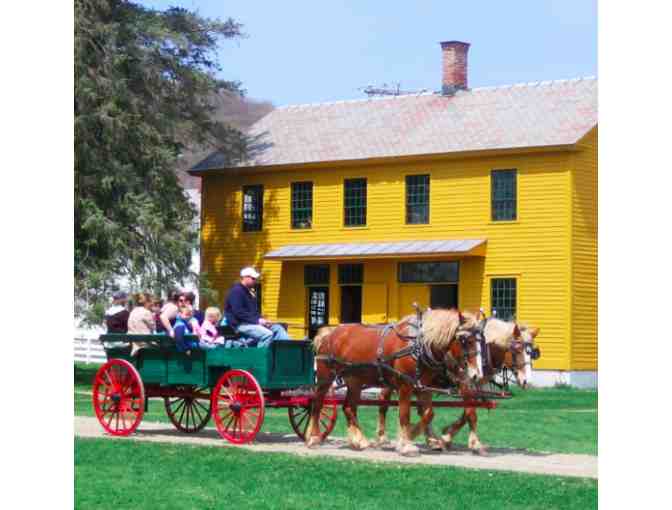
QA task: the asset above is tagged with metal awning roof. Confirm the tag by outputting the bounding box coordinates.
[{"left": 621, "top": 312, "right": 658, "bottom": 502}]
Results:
[{"left": 264, "top": 239, "right": 486, "bottom": 261}]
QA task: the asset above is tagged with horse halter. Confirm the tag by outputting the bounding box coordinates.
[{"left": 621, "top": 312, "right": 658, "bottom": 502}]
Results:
[{"left": 509, "top": 340, "right": 541, "bottom": 362}]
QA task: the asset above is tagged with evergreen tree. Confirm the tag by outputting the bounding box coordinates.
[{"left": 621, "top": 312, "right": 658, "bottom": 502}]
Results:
[{"left": 75, "top": 0, "right": 246, "bottom": 321}]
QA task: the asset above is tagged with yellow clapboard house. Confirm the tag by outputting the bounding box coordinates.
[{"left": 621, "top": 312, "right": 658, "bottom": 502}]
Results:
[{"left": 190, "top": 41, "right": 597, "bottom": 387}]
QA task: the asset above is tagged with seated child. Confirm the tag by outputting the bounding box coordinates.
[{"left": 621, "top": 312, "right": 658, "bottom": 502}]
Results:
[
  {"left": 199, "top": 307, "right": 226, "bottom": 349},
  {"left": 173, "top": 305, "right": 200, "bottom": 354}
]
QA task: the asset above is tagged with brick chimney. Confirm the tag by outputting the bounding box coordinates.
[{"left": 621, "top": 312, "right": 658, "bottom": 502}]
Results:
[{"left": 440, "top": 41, "right": 470, "bottom": 95}]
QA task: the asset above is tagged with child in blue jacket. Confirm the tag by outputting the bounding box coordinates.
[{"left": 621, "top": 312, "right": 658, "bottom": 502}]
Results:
[{"left": 173, "top": 305, "right": 200, "bottom": 354}]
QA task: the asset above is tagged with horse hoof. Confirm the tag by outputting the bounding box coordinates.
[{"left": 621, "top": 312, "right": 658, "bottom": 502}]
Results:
[
  {"left": 441, "top": 434, "right": 453, "bottom": 449},
  {"left": 397, "top": 442, "right": 420, "bottom": 457},
  {"left": 306, "top": 437, "right": 322, "bottom": 449},
  {"left": 350, "top": 438, "right": 370, "bottom": 451},
  {"left": 426, "top": 438, "right": 445, "bottom": 451},
  {"left": 373, "top": 435, "right": 389, "bottom": 448},
  {"left": 472, "top": 446, "right": 488, "bottom": 456}
]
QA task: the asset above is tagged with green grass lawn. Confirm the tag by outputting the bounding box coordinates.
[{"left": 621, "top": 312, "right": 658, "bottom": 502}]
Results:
[
  {"left": 75, "top": 437, "right": 597, "bottom": 510},
  {"left": 75, "top": 363, "right": 597, "bottom": 455}
]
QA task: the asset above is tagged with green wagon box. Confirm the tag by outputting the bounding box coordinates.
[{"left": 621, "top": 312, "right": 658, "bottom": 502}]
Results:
[
  {"left": 91, "top": 334, "right": 337, "bottom": 444},
  {"left": 102, "top": 334, "right": 315, "bottom": 389}
]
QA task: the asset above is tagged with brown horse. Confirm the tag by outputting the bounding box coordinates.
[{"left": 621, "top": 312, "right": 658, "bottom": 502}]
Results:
[
  {"left": 307, "top": 308, "right": 481, "bottom": 456},
  {"left": 375, "top": 314, "right": 540, "bottom": 454}
]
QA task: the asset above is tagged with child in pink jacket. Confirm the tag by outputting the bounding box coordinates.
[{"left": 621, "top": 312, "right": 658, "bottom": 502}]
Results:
[{"left": 199, "top": 307, "right": 225, "bottom": 349}]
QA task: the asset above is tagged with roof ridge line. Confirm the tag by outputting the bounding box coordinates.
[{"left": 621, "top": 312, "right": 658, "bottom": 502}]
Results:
[
  {"left": 273, "top": 75, "right": 597, "bottom": 109},
  {"left": 276, "top": 91, "right": 437, "bottom": 110},
  {"left": 469, "top": 75, "right": 597, "bottom": 92}
]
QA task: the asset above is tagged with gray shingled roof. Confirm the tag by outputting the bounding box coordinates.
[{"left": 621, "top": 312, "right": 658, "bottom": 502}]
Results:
[
  {"left": 191, "top": 77, "right": 597, "bottom": 173},
  {"left": 265, "top": 239, "right": 486, "bottom": 260}
]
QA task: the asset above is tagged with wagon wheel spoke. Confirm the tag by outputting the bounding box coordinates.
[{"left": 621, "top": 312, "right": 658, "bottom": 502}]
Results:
[
  {"left": 296, "top": 409, "right": 310, "bottom": 430},
  {"left": 177, "top": 398, "right": 188, "bottom": 426},
  {"left": 189, "top": 400, "right": 200, "bottom": 425},
  {"left": 222, "top": 411, "right": 236, "bottom": 432},
  {"left": 191, "top": 400, "right": 205, "bottom": 424},
  {"left": 171, "top": 399, "right": 187, "bottom": 418},
  {"left": 193, "top": 398, "right": 210, "bottom": 415}
]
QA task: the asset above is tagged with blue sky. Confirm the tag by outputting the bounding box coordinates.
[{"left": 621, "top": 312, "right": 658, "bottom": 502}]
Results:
[{"left": 140, "top": 0, "right": 596, "bottom": 106}]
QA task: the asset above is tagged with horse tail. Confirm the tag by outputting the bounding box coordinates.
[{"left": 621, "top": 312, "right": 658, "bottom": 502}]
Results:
[{"left": 312, "top": 326, "right": 336, "bottom": 353}]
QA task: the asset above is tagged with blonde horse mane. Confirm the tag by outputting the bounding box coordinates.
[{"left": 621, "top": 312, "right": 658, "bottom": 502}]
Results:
[
  {"left": 483, "top": 318, "right": 519, "bottom": 348},
  {"left": 417, "top": 309, "right": 462, "bottom": 350}
]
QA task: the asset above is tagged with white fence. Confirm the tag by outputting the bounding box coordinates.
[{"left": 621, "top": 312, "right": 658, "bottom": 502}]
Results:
[{"left": 74, "top": 329, "right": 106, "bottom": 364}]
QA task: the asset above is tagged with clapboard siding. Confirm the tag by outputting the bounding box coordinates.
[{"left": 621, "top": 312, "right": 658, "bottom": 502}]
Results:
[
  {"left": 571, "top": 127, "right": 598, "bottom": 370},
  {"left": 201, "top": 149, "right": 574, "bottom": 370}
]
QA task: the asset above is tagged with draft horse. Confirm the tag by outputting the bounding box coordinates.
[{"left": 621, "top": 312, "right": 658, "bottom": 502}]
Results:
[
  {"left": 440, "top": 316, "right": 540, "bottom": 452},
  {"left": 375, "top": 313, "right": 540, "bottom": 454},
  {"left": 307, "top": 307, "right": 481, "bottom": 456}
]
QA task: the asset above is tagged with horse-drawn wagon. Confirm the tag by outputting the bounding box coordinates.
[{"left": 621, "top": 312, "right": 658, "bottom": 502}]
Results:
[
  {"left": 91, "top": 334, "right": 497, "bottom": 444},
  {"left": 92, "top": 334, "right": 338, "bottom": 444},
  {"left": 92, "top": 308, "right": 535, "bottom": 454}
]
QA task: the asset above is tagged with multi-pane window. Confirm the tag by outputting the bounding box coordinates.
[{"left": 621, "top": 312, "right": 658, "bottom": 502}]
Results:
[
  {"left": 242, "top": 185, "right": 263, "bottom": 231},
  {"left": 491, "top": 169, "right": 517, "bottom": 221},
  {"left": 406, "top": 174, "right": 430, "bottom": 224},
  {"left": 291, "top": 182, "right": 313, "bottom": 229},
  {"left": 344, "top": 178, "right": 367, "bottom": 226},
  {"left": 304, "top": 265, "right": 330, "bottom": 286},
  {"left": 398, "top": 262, "right": 459, "bottom": 283},
  {"left": 338, "top": 264, "right": 364, "bottom": 284},
  {"left": 491, "top": 278, "right": 517, "bottom": 321}
]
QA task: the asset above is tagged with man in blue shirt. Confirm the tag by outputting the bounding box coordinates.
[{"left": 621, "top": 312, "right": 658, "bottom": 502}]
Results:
[{"left": 224, "top": 267, "right": 290, "bottom": 347}]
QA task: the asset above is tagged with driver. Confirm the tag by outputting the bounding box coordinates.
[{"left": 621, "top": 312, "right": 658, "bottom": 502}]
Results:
[{"left": 224, "top": 267, "right": 290, "bottom": 347}]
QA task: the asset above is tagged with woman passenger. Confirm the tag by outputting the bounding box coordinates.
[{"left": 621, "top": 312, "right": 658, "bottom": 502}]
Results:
[
  {"left": 128, "top": 292, "right": 155, "bottom": 356},
  {"left": 157, "top": 290, "right": 182, "bottom": 337}
]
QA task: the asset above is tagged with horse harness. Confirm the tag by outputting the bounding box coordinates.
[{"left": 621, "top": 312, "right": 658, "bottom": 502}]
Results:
[{"left": 316, "top": 315, "right": 478, "bottom": 394}]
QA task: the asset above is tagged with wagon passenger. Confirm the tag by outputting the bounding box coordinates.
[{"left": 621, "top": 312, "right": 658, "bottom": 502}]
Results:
[
  {"left": 157, "top": 290, "right": 182, "bottom": 337},
  {"left": 182, "top": 290, "right": 205, "bottom": 326},
  {"left": 128, "top": 292, "right": 155, "bottom": 356},
  {"left": 105, "top": 291, "right": 130, "bottom": 333},
  {"left": 224, "top": 267, "right": 290, "bottom": 347},
  {"left": 199, "top": 307, "right": 226, "bottom": 349},
  {"left": 173, "top": 305, "right": 200, "bottom": 354}
]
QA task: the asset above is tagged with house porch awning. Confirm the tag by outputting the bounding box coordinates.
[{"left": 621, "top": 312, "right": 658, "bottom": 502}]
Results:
[{"left": 264, "top": 239, "right": 486, "bottom": 261}]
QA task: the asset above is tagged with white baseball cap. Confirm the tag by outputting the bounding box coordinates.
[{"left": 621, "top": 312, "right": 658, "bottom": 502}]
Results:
[{"left": 240, "top": 267, "right": 260, "bottom": 279}]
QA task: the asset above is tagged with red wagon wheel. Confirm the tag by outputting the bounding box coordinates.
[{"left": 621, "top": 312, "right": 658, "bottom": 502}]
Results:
[
  {"left": 164, "top": 386, "right": 211, "bottom": 433},
  {"left": 288, "top": 395, "right": 338, "bottom": 441},
  {"left": 92, "top": 359, "right": 145, "bottom": 436},
  {"left": 211, "top": 369, "right": 265, "bottom": 444}
]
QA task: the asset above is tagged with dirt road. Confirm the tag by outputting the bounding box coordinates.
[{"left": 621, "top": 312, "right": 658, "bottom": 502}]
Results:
[{"left": 75, "top": 416, "right": 597, "bottom": 479}]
